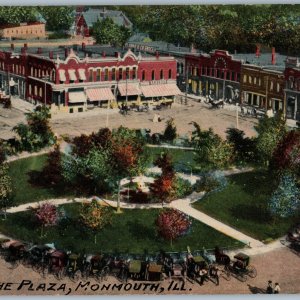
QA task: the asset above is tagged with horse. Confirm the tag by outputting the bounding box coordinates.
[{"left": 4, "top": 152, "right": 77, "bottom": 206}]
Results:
[{"left": 214, "top": 246, "right": 230, "bottom": 266}]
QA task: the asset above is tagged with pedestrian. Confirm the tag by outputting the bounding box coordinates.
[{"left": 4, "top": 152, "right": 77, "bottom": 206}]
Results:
[
  {"left": 266, "top": 280, "right": 273, "bottom": 294},
  {"left": 274, "top": 283, "right": 281, "bottom": 294}
]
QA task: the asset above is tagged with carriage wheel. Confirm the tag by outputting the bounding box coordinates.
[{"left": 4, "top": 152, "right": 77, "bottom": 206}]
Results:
[
  {"left": 247, "top": 265, "right": 257, "bottom": 278},
  {"left": 221, "top": 268, "right": 231, "bottom": 281},
  {"left": 70, "top": 270, "right": 81, "bottom": 282},
  {"left": 237, "top": 273, "right": 247, "bottom": 282},
  {"left": 100, "top": 266, "right": 109, "bottom": 282}
]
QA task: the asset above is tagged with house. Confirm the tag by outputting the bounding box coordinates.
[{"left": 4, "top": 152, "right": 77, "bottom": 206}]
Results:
[
  {"left": 74, "top": 8, "right": 132, "bottom": 37},
  {"left": 0, "top": 22, "right": 46, "bottom": 40}
]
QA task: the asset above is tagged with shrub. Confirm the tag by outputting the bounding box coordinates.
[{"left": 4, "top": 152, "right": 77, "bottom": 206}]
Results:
[
  {"left": 174, "top": 177, "right": 193, "bottom": 198},
  {"left": 194, "top": 171, "right": 227, "bottom": 193}
]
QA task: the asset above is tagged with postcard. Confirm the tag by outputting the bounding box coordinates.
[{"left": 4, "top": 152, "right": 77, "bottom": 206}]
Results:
[{"left": 0, "top": 3, "right": 299, "bottom": 296}]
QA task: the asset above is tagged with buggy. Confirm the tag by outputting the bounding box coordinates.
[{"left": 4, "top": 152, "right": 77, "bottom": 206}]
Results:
[
  {"left": 145, "top": 254, "right": 164, "bottom": 281},
  {"left": 2, "top": 240, "right": 27, "bottom": 269},
  {"left": 85, "top": 254, "right": 110, "bottom": 282},
  {"left": 65, "top": 253, "right": 87, "bottom": 282},
  {"left": 164, "top": 252, "right": 186, "bottom": 281},
  {"left": 224, "top": 252, "right": 257, "bottom": 282},
  {"left": 49, "top": 250, "right": 67, "bottom": 280}
]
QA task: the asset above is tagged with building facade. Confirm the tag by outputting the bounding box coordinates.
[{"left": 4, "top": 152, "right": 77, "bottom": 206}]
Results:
[
  {"left": 0, "top": 44, "right": 179, "bottom": 114},
  {"left": 185, "top": 50, "right": 242, "bottom": 103},
  {"left": 284, "top": 57, "right": 300, "bottom": 123},
  {"left": 0, "top": 22, "right": 46, "bottom": 39}
]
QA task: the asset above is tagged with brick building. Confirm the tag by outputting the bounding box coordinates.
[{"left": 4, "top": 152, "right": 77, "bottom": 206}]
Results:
[
  {"left": 185, "top": 50, "right": 242, "bottom": 103},
  {"left": 0, "top": 44, "right": 179, "bottom": 114},
  {"left": 0, "top": 22, "right": 46, "bottom": 40}
]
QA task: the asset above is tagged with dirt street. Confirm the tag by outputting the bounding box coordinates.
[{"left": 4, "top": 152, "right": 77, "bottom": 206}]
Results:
[{"left": 0, "top": 247, "right": 299, "bottom": 295}]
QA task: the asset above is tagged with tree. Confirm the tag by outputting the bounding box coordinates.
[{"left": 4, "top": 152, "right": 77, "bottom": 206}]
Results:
[
  {"left": 0, "top": 164, "right": 12, "bottom": 219},
  {"left": 80, "top": 199, "right": 112, "bottom": 244},
  {"left": 35, "top": 202, "right": 59, "bottom": 237},
  {"left": 163, "top": 118, "right": 177, "bottom": 142},
  {"left": 13, "top": 106, "right": 56, "bottom": 152},
  {"left": 270, "top": 130, "right": 300, "bottom": 177},
  {"left": 156, "top": 208, "right": 191, "bottom": 246},
  {"left": 226, "top": 128, "right": 257, "bottom": 163},
  {"left": 38, "top": 6, "right": 74, "bottom": 31},
  {"left": 191, "top": 122, "right": 233, "bottom": 170},
  {"left": 254, "top": 114, "right": 287, "bottom": 166},
  {"left": 0, "top": 7, "right": 38, "bottom": 25},
  {"left": 150, "top": 153, "right": 177, "bottom": 203},
  {"left": 42, "top": 144, "right": 63, "bottom": 186},
  {"left": 0, "top": 140, "right": 6, "bottom": 165},
  {"left": 269, "top": 173, "right": 300, "bottom": 218},
  {"left": 92, "top": 17, "right": 132, "bottom": 47}
]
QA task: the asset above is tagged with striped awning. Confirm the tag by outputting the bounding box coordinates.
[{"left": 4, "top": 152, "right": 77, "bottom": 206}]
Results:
[
  {"left": 141, "top": 83, "right": 181, "bottom": 97},
  {"left": 68, "top": 69, "right": 77, "bottom": 81},
  {"left": 68, "top": 91, "right": 87, "bottom": 103},
  {"left": 86, "top": 88, "right": 115, "bottom": 101},
  {"left": 78, "top": 69, "right": 86, "bottom": 81},
  {"left": 118, "top": 83, "right": 141, "bottom": 96},
  {"left": 59, "top": 70, "right": 66, "bottom": 82}
]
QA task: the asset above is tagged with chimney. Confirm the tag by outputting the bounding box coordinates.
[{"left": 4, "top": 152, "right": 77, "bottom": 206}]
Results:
[
  {"left": 155, "top": 51, "right": 159, "bottom": 59},
  {"left": 24, "top": 43, "right": 28, "bottom": 49},
  {"left": 82, "top": 42, "right": 86, "bottom": 50},
  {"left": 115, "top": 51, "right": 119, "bottom": 58},
  {"left": 271, "top": 47, "right": 276, "bottom": 65},
  {"left": 49, "top": 51, "right": 53, "bottom": 59},
  {"left": 65, "top": 47, "right": 69, "bottom": 59},
  {"left": 255, "top": 44, "right": 261, "bottom": 58},
  {"left": 102, "top": 51, "right": 106, "bottom": 58},
  {"left": 37, "top": 47, "right": 42, "bottom": 54},
  {"left": 10, "top": 43, "right": 14, "bottom": 51}
]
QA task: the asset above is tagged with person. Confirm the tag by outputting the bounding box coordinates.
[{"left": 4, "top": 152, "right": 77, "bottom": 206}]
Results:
[
  {"left": 199, "top": 268, "right": 208, "bottom": 285},
  {"left": 187, "top": 257, "right": 196, "bottom": 283},
  {"left": 266, "top": 280, "right": 273, "bottom": 294},
  {"left": 210, "top": 266, "right": 219, "bottom": 286},
  {"left": 274, "top": 283, "right": 280, "bottom": 294}
]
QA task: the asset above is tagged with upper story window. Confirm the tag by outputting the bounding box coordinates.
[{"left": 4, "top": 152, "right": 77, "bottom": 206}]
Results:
[
  {"left": 289, "top": 76, "right": 294, "bottom": 89},
  {"left": 168, "top": 69, "right": 172, "bottom": 79},
  {"left": 119, "top": 68, "right": 123, "bottom": 80},
  {"left": 96, "top": 69, "right": 101, "bottom": 81},
  {"left": 89, "top": 69, "right": 93, "bottom": 82},
  {"left": 125, "top": 67, "right": 130, "bottom": 79},
  {"left": 104, "top": 69, "right": 109, "bottom": 81},
  {"left": 132, "top": 67, "right": 137, "bottom": 80},
  {"left": 112, "top": 68, "right": 116, "bottom": 81},
  {"left": 270, "top": 81, "right": 274, "bottom": 91},
  {"left": 249, "top": 76, "right": 252, "bottom": 84},
  {"left": 277, "top": 83, "right": 280, "bottom": 92},
  {"left": 142, "top": 70, "right": 145, "bottom": 81},
  {"left": 152, "top": 70, "right": 155, "bottom": 80},
  {"left": 160, "top": 69, "right": 164, "bottom": 80}
]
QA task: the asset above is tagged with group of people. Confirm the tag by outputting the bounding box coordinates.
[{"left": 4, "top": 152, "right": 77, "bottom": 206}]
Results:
[{"left": 267, "top": 280, "right": 281, "bottom": 294}]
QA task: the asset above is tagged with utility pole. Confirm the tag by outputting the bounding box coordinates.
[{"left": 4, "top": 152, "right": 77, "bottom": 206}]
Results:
[{"left": 185, "top": 68, "right": 189, "bottom": 105}]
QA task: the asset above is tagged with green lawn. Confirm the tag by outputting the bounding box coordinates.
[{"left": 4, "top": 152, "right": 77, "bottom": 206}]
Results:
[
  {"left": 8, "top": 155, "right": 75, "bottom": 206},
  {"left": 145, "top": 146, "right": 198, "bottom": 173},
  {"left": 192, "top": 170, "right": 298, "bottom": 241},
  {"left": 0, "top": 204, "right": 243, "bottom": 253}
]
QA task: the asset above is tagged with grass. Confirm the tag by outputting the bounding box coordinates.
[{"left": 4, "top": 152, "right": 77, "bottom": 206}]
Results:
[
  {"left": 8, "top": 155, "right": 75, "bottom": 206},
  {"left": 145, "top": 146, "right": 198, "bottom": 173},
  {"left": 192, "top": 170, "right": 298, "bottom": 241},
  {"left": 0, "top": 204, "right": 244, "bottom": 253}
]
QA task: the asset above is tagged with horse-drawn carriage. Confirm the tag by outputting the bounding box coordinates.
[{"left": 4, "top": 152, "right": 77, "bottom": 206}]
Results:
[
  {"left": 84, "top": 254, "right": 110, "bottom": 282},
  {"left": 163, "top": 252, "right": 186, "bottom": 281},
  {"left": 224, "top": 252, "right": 257, "bottom": 282},
  {"left": 49, "top": 250, "right": 68, "bottom": 280},
  {"left": 65, "top": 253, "right": 87, "bottom": 282},
  {"left": 145, "top": 254, "right": 164, "bottom": 281},
  {"left": 2, "top": 240, "right": 27, "bottom": 269}
]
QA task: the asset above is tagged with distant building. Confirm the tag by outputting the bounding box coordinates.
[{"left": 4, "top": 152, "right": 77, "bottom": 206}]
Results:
[
  {"left": 0, "top": 22, "right": 46, "bottom": 40},
  {"left": 74, "top": 8, "right": 132, "bottom": 37},
  {"left": 0, "top": 43, "right": 179, "bottom": 114}
]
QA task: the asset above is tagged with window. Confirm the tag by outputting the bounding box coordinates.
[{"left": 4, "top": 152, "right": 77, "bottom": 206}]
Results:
[
  {"left": 217, "top": 69, "right": 220, "bottom": 78},
  {"left": 168, "top": 69, "right": 172, "bottom": 79},
  {"left": 232, "top": 72, "right": 235, "bottom": 81},
  {"left": 193, "top": 67, "right": 197, "bottom": 76},
  {"left": 243, "top": 75, "right": 247, "bottom": 83},
  {"left": 249, "top": 76, "right": 252, "bottom": 84},
  {"left": 125, "top": 67, "right": 130, "bottom": 79},
  {"left": 254, "top": 77, "right": 257, "bottom": 84},
  {"left": 237, "top": 73, "right": 240, "bottom": 82},
  {"left": 119, "top": 68, "right": 123, "bottom": 80},
  {"left": 112, "top": 68, "right": 116, "bottom": 81},
  {"left": 34, "top": 86, "right": 37, "bottom": 95},
  {"left": 142, "top": 70, "right": 145, "bottom": 81},
  {"left": 152, "top": 70, "right": 155, "bottom": 80},
  {"left": 104, "top": 69, "right": 109, "bottom": 81},
  {"left": 16, "top": 65, "right": 18, "bottom": 74},
  {"left": 132, "top": 67, "right": 137, "bottom": 80},
  {"left": 289, "top": 76, "right": 294, "bottom": 89},
  {"left": 160, "top": 69, "right": 164, "bottom": 79},
  {"left": 96, "top": 69, "right": 101, "bottom": 81},
  {"left": 259, "top": 78, "right": 261, "bottom": 86},
  {"left": 270, "top": 81, "right": 274, "bottom": 91},
  {"left": 39, "top": 87, "right": 42, "bottom": 97},
  {"left": 89, "top": 69, "right": 93, "bottom": 82},
  {"left": 29, "top": 84, "right": 32, "bottom": 94},
  {"left": 226, "top": 72, "right": 231, "bottom": 81}
]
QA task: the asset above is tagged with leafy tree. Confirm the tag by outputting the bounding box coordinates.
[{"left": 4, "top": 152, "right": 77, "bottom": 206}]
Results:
[
  {"left": 38, "top": 6, "right": 74, "bottom": 31},
  {"left": 254, "top": 114, "right": 287, "bottom": 166},
  {"left": 163, "top": 118, "right": 177, "bottom": 142},
  {"left": 0, "top": 6, "right": 38, "bottom": 25},
  {"left": 35, "top": 202, "right": 59, "bottom": 237},
  {"left": 156, "top": 208, "right": 191, "bottom": 246},
  {"left": 0, "top": 140, "right": 6, "bottom": 165},
  {"left": 80, "top": 199, "right": 112, "bottom": 244},
  {"left": 41, "top": 144, "right": 63, "bottom": 186},
  {"left": 191, "top": 122, "right": 233, "bottom": 170},
  {"left": 269, "top": 174, "right": 300, "bottom": 218},
  {"left": 270, "top": 130, "right": 300, "bottom": 178},
  {"left": 150, "top": 153, "right": 177, "bottom": 203},
  {"left": 226, "top": 128, "right": 257, "bottom": 164},
  {"left": 92, "top": 17, "right": 132, "bottom": 47},
  {"left": 0, "top": 164, "right": 12, "bottom": 219},
  {"left": 13, "top": 106, "right": 56, "bottom": 152}
]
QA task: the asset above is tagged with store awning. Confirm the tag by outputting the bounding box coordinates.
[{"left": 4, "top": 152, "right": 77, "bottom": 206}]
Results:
[
  {"left": 118, "top": 83, "right": 141, "bottom": 96},
  {"left": 86, "top": 88, "right": 115, "bottom": 101},
  {"left": 68, "top": 69, "right": 77, "bottom": 81},
  {"left": 59, "top": 70, "right": 66, "bottom": 82},
  {"left": 78, "top": 69, "right": 86, "bottom": 81},
  {"left": 68, "top": 91, "right": 87, "bottom": 103},
  {"left": 141, "top": 83, "right": 181, "bottom": 97}
]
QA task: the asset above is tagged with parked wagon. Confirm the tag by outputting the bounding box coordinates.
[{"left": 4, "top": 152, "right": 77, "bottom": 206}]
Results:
[
  {"left": 85, "top": 254, "right": 110, "bottom": 282},
  {"left": 224, "top": 252, "right": 257, "bottom": 282},
  {"left": 49, "top": 250, "right": 67, "bottom": 280},
  {"left": 3, "top": 240, "right": 27, "bottom": 269},
  {"left": 65, "top": 253, "right": 87, "bottom": 282}
]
